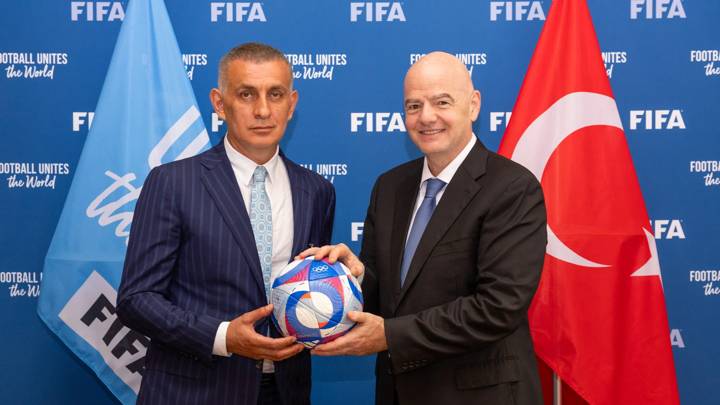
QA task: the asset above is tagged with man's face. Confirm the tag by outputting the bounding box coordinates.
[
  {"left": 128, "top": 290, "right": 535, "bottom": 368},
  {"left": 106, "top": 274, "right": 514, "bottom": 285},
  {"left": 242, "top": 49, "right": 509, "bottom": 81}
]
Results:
[
  {"left": 210, "top": 59, "right": 297, "bottom": 162},
  {"left": 403, "top": 58, "right": 480, "bottom": 165}
]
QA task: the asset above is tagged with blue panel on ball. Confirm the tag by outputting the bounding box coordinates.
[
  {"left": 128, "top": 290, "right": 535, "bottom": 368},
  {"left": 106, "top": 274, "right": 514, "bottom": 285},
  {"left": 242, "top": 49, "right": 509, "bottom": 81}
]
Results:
[{"left": 308, "top": 260, "right": 342, "bottom": 281}]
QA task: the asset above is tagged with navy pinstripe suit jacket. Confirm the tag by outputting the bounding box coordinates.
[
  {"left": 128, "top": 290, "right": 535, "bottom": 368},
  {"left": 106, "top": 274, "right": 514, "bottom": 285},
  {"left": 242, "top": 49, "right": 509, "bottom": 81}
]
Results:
[{"left": 117, "top": 140, "right": 335, "bottom": 405}]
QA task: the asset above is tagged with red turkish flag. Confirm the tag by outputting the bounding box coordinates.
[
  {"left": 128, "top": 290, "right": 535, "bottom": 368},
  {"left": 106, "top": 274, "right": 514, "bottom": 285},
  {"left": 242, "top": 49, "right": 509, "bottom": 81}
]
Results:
[{"left": 497, "top": 0, "right": 680, "bottom": 404}]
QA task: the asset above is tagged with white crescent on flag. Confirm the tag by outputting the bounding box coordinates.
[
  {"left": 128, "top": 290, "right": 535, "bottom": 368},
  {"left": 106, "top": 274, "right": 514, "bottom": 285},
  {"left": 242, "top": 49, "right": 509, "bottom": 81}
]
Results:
[
  {"left": 510, "top": 91, "right": 622, "bottom": 268},
  {"left": 510, "top": 91, "right": 662, "bottom": 278}
]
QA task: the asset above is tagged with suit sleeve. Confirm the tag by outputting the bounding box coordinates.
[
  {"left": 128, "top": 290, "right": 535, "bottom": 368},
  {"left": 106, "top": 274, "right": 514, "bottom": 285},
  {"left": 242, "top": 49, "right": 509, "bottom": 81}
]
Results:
[
  {"left": 117, "top": 166, "right": 222, "bottom": 361},
  {"left": 360, "top": 179, "right": 380, "bottom": 315},
  {"left": 384, "top": 172, "right": 547, "bottom": 373}
]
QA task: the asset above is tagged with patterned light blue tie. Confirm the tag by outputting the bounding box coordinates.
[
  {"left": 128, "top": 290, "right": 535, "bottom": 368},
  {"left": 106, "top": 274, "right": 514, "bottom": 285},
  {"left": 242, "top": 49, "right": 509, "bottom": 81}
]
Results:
[
  {"left": 400, "top": 178, "right": 446, "bottom": 286},
  {"left": 250, "top": 166, "right": 273, "bottom": 300}
]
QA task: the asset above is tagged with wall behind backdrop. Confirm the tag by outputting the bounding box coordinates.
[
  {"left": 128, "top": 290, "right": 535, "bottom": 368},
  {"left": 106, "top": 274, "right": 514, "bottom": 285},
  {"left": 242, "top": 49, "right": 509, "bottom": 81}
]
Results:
[{"left": 1, "top": 0, "right": 718, "bottom": 404}]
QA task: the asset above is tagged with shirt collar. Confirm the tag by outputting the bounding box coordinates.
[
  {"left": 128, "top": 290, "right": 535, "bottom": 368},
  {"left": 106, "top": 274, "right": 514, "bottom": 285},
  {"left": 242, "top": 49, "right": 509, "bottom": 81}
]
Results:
[
  {"left": 224, "top": 135, "right": 281, "bottom": 186},
  {"left": 420, "top": 134, "right": 477, "bottom": 185}
]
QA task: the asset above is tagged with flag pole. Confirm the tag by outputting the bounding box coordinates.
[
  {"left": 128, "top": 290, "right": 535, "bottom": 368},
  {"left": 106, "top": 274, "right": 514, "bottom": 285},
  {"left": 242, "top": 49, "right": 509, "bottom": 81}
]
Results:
[{"left": 553, "top": 372, "right": 562, "bottom": 405}]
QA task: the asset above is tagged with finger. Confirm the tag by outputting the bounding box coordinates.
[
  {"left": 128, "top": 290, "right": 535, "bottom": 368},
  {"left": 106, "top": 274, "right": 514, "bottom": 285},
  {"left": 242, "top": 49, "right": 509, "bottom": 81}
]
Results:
[
  {"left": 258, "top": 342, "right": 303, "bottom": 361},
  {"left": 253, "top": 334, "right": 299, "bottom": 350},
  {"left": 242, "top": 304, "right": 274, "bottom": 324},
  {"left": 313, "top": 245, "right": 335, "bottom": 260},
  {"left": 327, "top": 246, "right": 345, "bottom": 264},
  {"left": 330, "top": 243, "right": 355, "bottom": 263},
  {"left": 269, "top": 343, "right": 305, "bottom": 361},
  {"left": 233, "top": 327, "right": 289, "bottom": 349},
  {"left": 318, "top": 333, "right": 352, "bottom": 351},
  {"left": 296, "top": 247, "right": 320, "bottom": 260},
  {"left": 312, "top": 339, "right": 346, "bottom": 356},
  {"left": 310, "top": 349, "right": 336, "bottom": 356},
  {"left": 349, "top": 262, "right": 364, "bottom": 277},
  {"left": 346, "top": 311, "right": 366, "bottom": 323}
]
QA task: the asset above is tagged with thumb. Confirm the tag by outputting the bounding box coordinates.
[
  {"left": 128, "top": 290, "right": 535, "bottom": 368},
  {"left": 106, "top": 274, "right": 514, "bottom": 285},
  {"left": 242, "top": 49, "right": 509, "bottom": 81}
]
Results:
[
  {"left": 244, "top": 304, "right": 274, "bottom": 324},
  {"left": 350, "top": 263, "right": 364, "bottom": 278},
  {"left": 344, "top": 255, "right": 364, "bottom": 277},
  {"left": 346, "top": 311, "right": 365, "bottom": 323}
]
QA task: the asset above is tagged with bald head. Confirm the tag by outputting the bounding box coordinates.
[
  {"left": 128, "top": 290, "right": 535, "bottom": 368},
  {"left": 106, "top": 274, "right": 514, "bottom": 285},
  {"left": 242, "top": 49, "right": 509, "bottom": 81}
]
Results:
[
  {"left": 404, "top": 52, "right": 474, "bottom": 95},
  {"left": 402, "top": 51, "right": 481, "bottom": 175}
]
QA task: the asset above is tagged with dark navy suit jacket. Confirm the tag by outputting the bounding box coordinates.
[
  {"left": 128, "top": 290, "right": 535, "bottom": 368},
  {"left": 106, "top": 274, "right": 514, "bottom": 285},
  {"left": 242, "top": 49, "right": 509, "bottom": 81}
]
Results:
[{"left": 117, "top": 140, "right": 335, "bottom": 405}]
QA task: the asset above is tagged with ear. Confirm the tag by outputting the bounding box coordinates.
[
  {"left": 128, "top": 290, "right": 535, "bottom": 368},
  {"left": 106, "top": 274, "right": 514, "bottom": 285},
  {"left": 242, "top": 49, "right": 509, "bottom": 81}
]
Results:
[
  {"left": 469, "top": 90, "right": 481, "bottom": 122},
  {"left": 209, "top": 88, "right": 225, "bottom": 120},
  {"left": 287, "top": 89, "right": 299, "bottom": 120}
]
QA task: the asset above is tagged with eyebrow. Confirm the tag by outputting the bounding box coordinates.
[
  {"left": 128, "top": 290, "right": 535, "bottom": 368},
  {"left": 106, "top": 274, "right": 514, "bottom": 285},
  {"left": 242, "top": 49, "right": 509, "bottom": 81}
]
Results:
[
  {"left": 234, "top": 84, "right": 256, "bottom": 92},
  {"left": 404, "top": 93, "right": 455, "bottom": 106},
  {"left": 430, "top": 93, "right": 455, "bottom": 102},
  {"left": 234, "top": 84, "right": 289, "bottom": 92}
]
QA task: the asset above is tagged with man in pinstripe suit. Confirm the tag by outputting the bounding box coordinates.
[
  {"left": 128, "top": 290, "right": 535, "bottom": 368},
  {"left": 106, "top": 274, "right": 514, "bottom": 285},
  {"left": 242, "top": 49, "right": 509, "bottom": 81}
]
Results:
[{"left": 117, "top": 43, "right": 336, "bottom": 405}]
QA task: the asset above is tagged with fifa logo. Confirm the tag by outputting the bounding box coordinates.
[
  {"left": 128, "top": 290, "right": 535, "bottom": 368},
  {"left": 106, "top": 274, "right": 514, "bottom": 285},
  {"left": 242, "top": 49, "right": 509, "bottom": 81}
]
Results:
[
  {"left": 73, "top": 112, "right": 95, "bottom": 132},
  {"left": 210, "top": 2, "right": 266, "bottom": 22},
  {"left": 350, "top": 112, "right": 406, "bottom": 133},
  {"left": 211, "top": 113, "right": 225, "bottom": 133},
  {"left": 651, "top": 220, "right": 686, "bottom": 240},
  {"left": 351, "top": 223, "right": 364, "bottom": 242},
  {"left": 350, "top": 2, "right": 406, "bottom": 22},
  {"left": 86, "top": 106, "right": 210, "bottom": 244},
  {"left": 628, "top": 110, "right": 686, "bottom": 130},
  {"left": 489, "top": 1, "right": 546, "bottom": 21},
  {"left": 670, "top": 329, "right": 685, "bottom": 348},
  {"left": 630, "top": 0, "right": 686, "bottom": 19},
  {"left": 70, "top": 2, "right": 125, "bottom": 22},
  {"left": 489, "top": 112, "right": 512, "bottom": 132}
]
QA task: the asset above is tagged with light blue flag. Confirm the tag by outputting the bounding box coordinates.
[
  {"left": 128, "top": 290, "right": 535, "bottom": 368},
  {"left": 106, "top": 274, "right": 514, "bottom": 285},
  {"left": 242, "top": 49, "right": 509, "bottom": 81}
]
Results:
[{"left": 37, "top": 0, "right": 209, "bottom": 402}]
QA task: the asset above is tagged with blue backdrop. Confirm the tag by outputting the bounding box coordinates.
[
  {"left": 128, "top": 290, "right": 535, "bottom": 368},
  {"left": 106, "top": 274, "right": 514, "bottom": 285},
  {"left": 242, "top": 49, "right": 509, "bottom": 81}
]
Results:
[{"left": 0, "top": 0, "right": 717, "bottom": 404}]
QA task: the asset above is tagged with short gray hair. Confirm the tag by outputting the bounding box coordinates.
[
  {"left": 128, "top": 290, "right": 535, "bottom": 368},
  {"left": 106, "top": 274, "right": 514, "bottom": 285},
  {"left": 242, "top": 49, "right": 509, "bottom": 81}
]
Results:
[{"left": 218, "top": 42, "right": 292, "bottom": 90}]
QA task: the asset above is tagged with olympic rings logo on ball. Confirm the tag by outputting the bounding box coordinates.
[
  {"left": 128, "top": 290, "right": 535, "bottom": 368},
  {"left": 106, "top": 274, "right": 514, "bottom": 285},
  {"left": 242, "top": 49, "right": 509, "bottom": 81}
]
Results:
[{"left": 314, "top": 264, "right": 329, "bottom": 272}]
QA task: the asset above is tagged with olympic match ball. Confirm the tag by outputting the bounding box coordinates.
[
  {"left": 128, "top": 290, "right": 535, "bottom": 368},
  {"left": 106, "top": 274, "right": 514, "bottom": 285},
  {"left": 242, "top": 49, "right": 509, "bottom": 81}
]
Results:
[{"left": 270, "top": 258, "right": 364, "bottom": 348}]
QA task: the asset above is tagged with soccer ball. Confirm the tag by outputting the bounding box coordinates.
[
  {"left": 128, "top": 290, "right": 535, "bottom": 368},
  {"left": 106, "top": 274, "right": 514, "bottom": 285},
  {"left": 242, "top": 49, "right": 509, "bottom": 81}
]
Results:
[{"left": 270, "top": 258, "right": 364, "bottom": 348}]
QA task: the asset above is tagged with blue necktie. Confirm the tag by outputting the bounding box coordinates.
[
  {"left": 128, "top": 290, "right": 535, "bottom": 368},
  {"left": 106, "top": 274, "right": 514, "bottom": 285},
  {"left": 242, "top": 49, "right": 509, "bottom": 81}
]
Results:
[
  {"left": 400, "top": 178, "right": 446, "bottom": 286},
  {"left": 250, "top": 166, "right": 273, "bottom": 300}
]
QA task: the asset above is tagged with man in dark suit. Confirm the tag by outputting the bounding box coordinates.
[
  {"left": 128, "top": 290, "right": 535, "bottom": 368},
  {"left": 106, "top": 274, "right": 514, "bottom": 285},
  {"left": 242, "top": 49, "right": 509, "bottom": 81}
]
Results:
[
  {"left": 117, "top": 43, "right": 336, "bottom": 405},
  {"left": 303, "top": 52, "right": 547, "bottom": 404}
]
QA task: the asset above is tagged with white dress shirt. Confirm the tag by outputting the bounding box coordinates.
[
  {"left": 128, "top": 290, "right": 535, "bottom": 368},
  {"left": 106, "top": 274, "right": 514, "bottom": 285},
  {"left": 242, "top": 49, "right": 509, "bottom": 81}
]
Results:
[
  {"left": 406, "top": 135, "right": 477, "bottom": 242},
  {"left": 212, "top": 136, "right": 294, "bottom": 373}
]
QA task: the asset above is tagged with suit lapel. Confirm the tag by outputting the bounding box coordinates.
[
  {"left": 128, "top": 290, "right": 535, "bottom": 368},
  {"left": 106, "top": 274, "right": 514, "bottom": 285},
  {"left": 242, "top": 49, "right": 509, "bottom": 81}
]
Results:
[
  {"left": 396, "top": 142, "right": 489, "bottom": 307},
  {"left": 389, "top": 162, "right": 423, "bottom": 305},
  {"left": 282, "top": 154, "right": 312, "bottom": 258},
  {"left": 199, "top": 141, "right": 265, "bottom": 293}
]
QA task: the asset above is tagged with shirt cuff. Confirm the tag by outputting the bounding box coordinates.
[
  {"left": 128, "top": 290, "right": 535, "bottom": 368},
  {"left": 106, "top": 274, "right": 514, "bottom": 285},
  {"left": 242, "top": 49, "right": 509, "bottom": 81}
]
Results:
[{"left": 212, "top": 321, "right": 231, "bottom": 357}]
